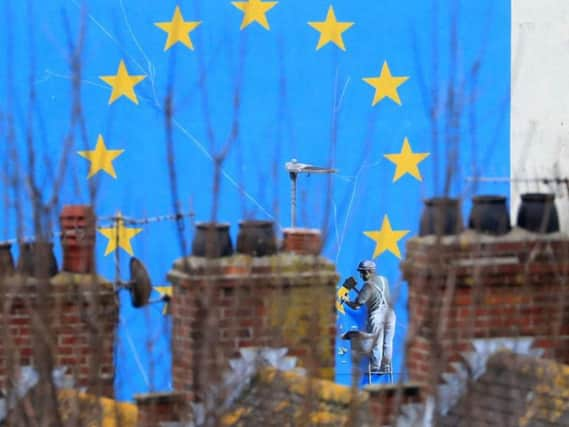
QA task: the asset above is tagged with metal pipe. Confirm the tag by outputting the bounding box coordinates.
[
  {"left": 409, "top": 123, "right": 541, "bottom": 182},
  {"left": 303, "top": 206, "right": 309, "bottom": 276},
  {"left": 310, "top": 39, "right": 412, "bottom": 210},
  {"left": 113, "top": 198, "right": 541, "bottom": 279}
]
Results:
[
  {"left": 290, "top": 172, "right": 297, "bottom": 228},
  {"left": 285, "top": 158, "right": 336, "bottom": 229}
]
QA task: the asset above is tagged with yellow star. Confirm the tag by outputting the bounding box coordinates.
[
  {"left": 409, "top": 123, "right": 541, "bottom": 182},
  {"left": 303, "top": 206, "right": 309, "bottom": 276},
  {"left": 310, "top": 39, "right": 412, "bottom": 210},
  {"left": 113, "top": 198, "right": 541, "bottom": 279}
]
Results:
[
  {"left": 98, "top": 213, "right": 143, "bottom": 256},
  {"left": 154, "top": 286, "right": 173, "bottom": 315},
  {"left": 308, "top": 6, "right": 354, "bottom": 51},
  {"left": 155, "top": 6, "right": 201, "bottom": 51},
  {"left": 99, "top": 60, "right": 146, "bottom": 105},
  {"left": 384, "top": 137, "right": 430, "bottom": 182},
  {"left": 231, "top": 0, "right": 278, "bottom": 30},
  {"left": 77, "top": 134, "right": 125, "bottom": 179},
  {"left": 362, "top": 61, "right": 409, "bottom": 106},
  {"left": 363, "top": 215, "right": 410, "bottom": 259}
]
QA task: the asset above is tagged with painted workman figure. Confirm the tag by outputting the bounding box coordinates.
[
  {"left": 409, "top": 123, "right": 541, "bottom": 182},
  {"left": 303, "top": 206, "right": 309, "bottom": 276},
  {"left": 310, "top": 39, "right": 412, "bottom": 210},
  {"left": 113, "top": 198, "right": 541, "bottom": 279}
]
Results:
[{"left": 343, "top": 260, "right": 396, "bottom": 373}]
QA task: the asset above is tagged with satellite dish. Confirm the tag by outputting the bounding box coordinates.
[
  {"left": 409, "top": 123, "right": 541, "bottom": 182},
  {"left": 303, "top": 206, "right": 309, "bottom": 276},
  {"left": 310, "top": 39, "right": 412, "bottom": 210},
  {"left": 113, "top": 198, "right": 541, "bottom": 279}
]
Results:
[
  {"left": 129, "top": 257, "right": 152, "bottom": 308},
  {"left": 115, "top": 257, "right": 172, "bottom": 312}
]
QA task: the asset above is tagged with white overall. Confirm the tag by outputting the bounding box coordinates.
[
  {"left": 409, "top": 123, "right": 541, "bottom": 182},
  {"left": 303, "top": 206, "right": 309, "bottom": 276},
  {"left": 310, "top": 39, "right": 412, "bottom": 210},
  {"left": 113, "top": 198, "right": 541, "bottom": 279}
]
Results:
[{"left": 366, "top": 276, "right": 396, "bottom": 371}]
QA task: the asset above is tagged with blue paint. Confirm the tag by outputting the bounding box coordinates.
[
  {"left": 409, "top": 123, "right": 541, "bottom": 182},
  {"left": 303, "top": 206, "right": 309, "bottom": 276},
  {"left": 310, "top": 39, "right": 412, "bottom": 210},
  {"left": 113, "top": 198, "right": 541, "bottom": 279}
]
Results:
[{"left": 0, "top": 0, "right": 510, "bottom": 399}]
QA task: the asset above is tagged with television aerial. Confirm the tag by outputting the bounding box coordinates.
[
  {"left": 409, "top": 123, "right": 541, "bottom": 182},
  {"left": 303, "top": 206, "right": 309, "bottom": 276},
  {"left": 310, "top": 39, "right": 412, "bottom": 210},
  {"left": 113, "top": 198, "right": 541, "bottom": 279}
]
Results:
[{"left": 285, "top": 158, "right": 337, "bottom": 228}]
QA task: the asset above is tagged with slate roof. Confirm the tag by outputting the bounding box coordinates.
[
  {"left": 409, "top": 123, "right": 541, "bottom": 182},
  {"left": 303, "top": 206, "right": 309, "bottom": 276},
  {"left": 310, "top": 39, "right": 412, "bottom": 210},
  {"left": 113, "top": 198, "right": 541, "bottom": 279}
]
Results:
[
  {"left": 183, "top": 347, "right": 370, "bottom": 427},
  {"left": 2, "top": 388, "right": 137, "bottom": 427},
  {"left": 440, "top": 351, "right": 569, "bottom": 427},
  {"left": 394, "top": 338, "right": 555, "bottom": 427},
  {"left": 221, "top": 368, "right": 371, "bottom": 427},
  {"left": 0, "top": 367, "right": 137, "bottom": 427}
]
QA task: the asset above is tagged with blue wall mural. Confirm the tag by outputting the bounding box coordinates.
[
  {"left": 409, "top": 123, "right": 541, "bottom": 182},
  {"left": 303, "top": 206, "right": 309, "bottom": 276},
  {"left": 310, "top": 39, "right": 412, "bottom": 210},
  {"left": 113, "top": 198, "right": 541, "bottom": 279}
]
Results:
[{"left": 0, "top": 0, "right": 510, "bottom": 400}]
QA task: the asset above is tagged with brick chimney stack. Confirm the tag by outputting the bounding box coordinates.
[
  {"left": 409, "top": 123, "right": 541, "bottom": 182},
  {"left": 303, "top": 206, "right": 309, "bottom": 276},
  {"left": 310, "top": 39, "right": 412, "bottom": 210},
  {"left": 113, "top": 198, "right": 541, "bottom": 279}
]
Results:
[
  {"left": 0, "top": 205, "right": 118, "bottom": 397},
  {"left": 168, "top": 227, "right": 338, "bottom": 401},
  {"left": 403, "top": 229, "right": 569, "bottom": 387}
]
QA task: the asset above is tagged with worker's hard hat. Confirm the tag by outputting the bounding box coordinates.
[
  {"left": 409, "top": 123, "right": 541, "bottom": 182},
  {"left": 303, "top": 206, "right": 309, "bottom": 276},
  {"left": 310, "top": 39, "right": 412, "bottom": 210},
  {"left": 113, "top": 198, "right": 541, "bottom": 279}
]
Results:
[{"left": 357, "top": 260, "right": 376, "bottom": 272}]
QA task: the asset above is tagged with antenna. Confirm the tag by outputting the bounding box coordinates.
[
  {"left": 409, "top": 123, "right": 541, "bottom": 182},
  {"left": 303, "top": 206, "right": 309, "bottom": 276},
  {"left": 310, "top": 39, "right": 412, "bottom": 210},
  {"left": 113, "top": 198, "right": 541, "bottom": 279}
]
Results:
[{"left": 285, "top": 159, "right": 337, "bottom": 228}]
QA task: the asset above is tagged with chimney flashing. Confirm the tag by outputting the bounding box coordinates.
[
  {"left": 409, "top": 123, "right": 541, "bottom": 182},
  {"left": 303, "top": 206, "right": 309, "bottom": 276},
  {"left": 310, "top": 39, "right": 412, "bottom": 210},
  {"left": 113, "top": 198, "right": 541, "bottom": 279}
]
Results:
[
  {"left": 168, "top": 252, "right": 337, "bottom": 280},
  {"left": 0, "top": 273, "right": 114, "bottom": 298}
]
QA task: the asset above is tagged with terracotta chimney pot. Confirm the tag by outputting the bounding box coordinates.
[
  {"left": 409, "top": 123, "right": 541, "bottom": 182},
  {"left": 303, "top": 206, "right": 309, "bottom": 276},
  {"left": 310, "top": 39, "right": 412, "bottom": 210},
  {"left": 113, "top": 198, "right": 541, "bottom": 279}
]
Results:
[
  {"left": 60, "top": 205, "right": 96, "bottom": 274},
  {"left": 282, "top": 228, "right": 322, "bottom": 255}
]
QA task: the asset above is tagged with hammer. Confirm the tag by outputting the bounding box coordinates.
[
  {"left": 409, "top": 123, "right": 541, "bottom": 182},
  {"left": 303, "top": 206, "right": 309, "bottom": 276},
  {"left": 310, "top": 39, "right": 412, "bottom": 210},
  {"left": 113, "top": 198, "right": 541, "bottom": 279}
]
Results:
[{"left": 338, "top": 276, "right": 360, "bottom": 306}]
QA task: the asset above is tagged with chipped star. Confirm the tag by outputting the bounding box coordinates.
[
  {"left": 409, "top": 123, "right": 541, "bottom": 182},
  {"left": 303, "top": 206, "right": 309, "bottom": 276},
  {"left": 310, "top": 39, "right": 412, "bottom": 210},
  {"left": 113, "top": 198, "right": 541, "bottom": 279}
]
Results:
[
  {"left": 384, "top": 137, "right": 430, "bottom": 182},
  {"left": 362, "top": 61, "right": 409, "bottom": 106},
  {"left": 336, "top": 286, "right": 350, "bottom": 315},
  {"left": 99, "top": 60, "right": 146, "bottom": 105},
  {"left": 232, "top": 0, "right": 278, "bottom": 30},
  {"left": 98, "top": 213, "right": 143, "bottom": 256},
  {"left": 155, "top": 6, "right": 201, "bottom": 51},
  {"left": 77, "top": 134, "right": 125, "bottom": 179},
  {"left": 154, "top": 286, "right": 173, "bottom": 315},
  {"left": 363, "top": 215, "right": 410, "bottom": 259},
  {"left": 308, "top": 5, "right": 354, "bottom": 51}
]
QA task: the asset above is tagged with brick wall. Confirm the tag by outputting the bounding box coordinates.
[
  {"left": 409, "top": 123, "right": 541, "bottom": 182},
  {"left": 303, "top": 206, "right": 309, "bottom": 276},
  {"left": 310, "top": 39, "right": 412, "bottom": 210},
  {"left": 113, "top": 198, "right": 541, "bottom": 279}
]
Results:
[
  {"left": 167, "top": 253, "right": 338, "bottom": 401},
  {"left": 0, "top": 272, "right": 118, "bottom": 397},
  {"left": 402, "top": 230, "right": 569, "bottom": 386}
]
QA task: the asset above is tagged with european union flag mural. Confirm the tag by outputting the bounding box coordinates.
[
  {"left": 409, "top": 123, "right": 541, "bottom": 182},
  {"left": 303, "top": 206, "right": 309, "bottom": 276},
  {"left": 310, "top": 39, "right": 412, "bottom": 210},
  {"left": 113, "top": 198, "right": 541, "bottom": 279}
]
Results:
[{"left": 0, "top": 0, "right": 510, "bottom": 401}]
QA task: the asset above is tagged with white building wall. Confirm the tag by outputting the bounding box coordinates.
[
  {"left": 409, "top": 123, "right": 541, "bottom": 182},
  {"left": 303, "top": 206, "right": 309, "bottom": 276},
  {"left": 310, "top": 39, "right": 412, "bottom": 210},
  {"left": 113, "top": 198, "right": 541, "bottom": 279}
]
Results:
[{"left": 511, "top": 0, "right": 569, "bottom": 231}]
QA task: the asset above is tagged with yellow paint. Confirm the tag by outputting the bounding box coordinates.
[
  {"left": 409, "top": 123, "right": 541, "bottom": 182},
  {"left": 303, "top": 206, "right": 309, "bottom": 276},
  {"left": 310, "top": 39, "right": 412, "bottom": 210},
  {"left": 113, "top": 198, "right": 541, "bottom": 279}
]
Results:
[
  {"left": 77, "top": 134, "right": 125, "bottom": 179},
  {"left": 384, "top": 137, "right": 430, "bottom": 182},
  {"left": 58, "top": 389, "right": 137, "bottom": 427},
  {"left": 308, "top": 6, "right": 354, "bottom": 51},
  {"left": 268, "top": 286, "right": 334, "bottom": 377}
]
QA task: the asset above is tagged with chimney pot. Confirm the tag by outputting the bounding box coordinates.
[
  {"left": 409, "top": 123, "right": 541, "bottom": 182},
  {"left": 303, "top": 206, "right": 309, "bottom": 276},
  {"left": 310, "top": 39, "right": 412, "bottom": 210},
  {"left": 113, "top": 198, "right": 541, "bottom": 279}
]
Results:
[
  {"left": 60, "top": 204, "right": 96, "bottom": 274},
  {"left": 419, "top": 197, "right": 463, "bottom": 236},
  {"left": 468, "top": 195, "right": 511, "bottom": 235},
  {"left": 516, "top": 192, "right": 560, "bottom": 233},
  {"left": 282, "top": 228, "right": 322, "bottom": 255},
  {"left": 0, "top": 243, "right": 15, "bottom": 277}
]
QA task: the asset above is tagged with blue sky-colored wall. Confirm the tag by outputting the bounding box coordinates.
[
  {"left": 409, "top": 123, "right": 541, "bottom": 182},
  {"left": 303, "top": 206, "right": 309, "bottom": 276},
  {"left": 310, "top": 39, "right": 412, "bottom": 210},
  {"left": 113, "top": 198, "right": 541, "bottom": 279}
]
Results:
[{"left": 0, "top": 0, "right": 510, "bottom": 400}]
